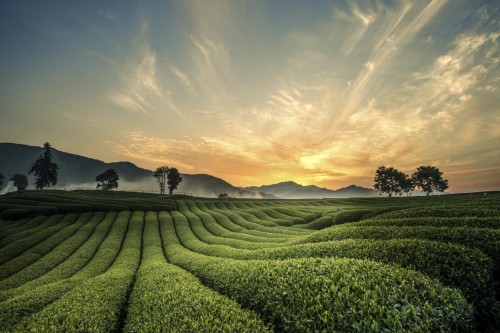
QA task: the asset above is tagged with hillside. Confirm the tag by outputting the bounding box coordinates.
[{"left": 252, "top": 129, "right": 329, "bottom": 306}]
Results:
[
  {"left": 0, "top": 193, "right": 497, "bottom": 331},
  {"left": 0, "top": 143, "right": 375, "bottom": 198},
  {"left": 0, "top": 143, "right": 273, "bottom": 198}
]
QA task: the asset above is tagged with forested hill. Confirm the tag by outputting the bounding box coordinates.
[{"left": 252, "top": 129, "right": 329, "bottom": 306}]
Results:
[
  {"left": 0, "top": 143, "right": 374, "bottom": 198},
  {"left": 0, "top": 143, "right": 151, "bottom": 186},
  {"left": 0, "top": 143, "right": 274, "bottom": 198}
]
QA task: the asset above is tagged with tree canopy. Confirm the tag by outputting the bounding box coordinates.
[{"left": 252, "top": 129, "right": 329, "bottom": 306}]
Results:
[
  {"left": 412, "top": 166, "right": 449, "bottom": 196},
  {"left": 96, "top": 169, "right": 119, "bottom": 190},
  {"left": 0, "top": 172, "right": 4, "bottom": 191},
  {"left": 29, "top": 142, "right": 58, "bottom": 189},
  {"left": 401, "top": 175, "right": 415, "bottom": 196},
  {"left": 167, "top": 168, "right": 182, "bottom": 195},
  {"left": 11, "top": 174, "right": 28, "bottom": 191},
  {"left": 153, "top": 166, "right": 169, "bottom": 194},
  {"left": 373, "top": 166, "right": 407, "bottom": 197}
]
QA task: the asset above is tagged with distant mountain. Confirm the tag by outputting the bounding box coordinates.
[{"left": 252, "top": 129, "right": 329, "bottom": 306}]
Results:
[
  {"left": 0, "top": 142, "right": 375, "bottom": 198},
  {"left": 244, "top": 181, "right": 377, "bottom": 199},
  {"left": 178, "top": 174, "right": 276, "bottom": 199},
  {"left": 0, "top": 143, "right": 152, "bottom": 186},
  {"left": 0, "top": 143, "right": 274, "bottom": 198}
]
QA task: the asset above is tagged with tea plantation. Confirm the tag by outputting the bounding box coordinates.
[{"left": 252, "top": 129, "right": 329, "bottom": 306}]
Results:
[{"left": 0, "top": 191, "right": 498, "bottom": 332}]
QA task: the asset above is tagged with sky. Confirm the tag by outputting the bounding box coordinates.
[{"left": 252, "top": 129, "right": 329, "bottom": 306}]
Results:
[{"left": 0, "top": 0, "right": 499, "bottom": 193}]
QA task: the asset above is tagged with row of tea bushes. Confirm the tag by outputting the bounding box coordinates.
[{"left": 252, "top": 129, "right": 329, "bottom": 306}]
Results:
[
  {"left": 161, "top": 211, "right": 473, "bottom": 332},
  {"left": 0, "top": 190, "right": 177, "bottom": 219},
  {"left": 124, "top": 211, "right": 269, "bottom": 332},
  {"left": 11, "top": 211, "right": 144, "bottom": 332},
  {"left": 0, "top": 212, "right": 131, "bottom": 331},
  {"left": 0, "top": 212, "right": 116, "bottom": 301}
]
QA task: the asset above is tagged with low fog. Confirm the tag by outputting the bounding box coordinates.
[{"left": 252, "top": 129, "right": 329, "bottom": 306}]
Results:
[{"left": 0, "top": 176, "right": 267, "bottom": 199}]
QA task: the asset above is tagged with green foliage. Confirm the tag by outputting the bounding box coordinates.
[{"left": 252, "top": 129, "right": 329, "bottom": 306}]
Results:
[
  {"left": 354, "top": 216, "right": 500, "bottom": 229},
  {"left": 152, "top": 165, "right": 169, "bottom": 194},
  {"left": 0, "top": 208, "right": 30, "bottom": 220},
  {"left": 0, "top": 216, "right": 51, "bottom": 248},
  {"left": 374, "top": 166, "right": 408, "bottom": 197},
  {"left": 0, "top": 194, "right": 499, "bottom": 331},
  {"left": 13, "top": 212, "right": 144, "bottom": 332},
  {"left": 0, "top": 214, "right": 77, "bottom": 277},
  {"left": 124, "top": 212, "right": 269, "bottom": 332},
  {"left": 0, "top": 189, "right": 177, "bottom": 216},
  {"left": 412, "top": 165, "right": 449, "bottom": 196},
  {"left": 0, "top": 212, "right": 131, "bottom": 331},
  {"left": 96, "top": 168, "right": 119, "bottom": 190},
  {"left": 298, "top": 209, "right": 372, "bottom": 229},
  {"left": 0, "top": 213, "right": 96, "bottom": 290},
  {"left": 0, "top": 212, "right": 114, "bottom": 302},
  {"left": 167, "top": 167, "right": 182, "bottom": 195},
  {"left": 29, "top": 142, "right": 58, "bottom": 189},
  {"left": 297, "top": 225, "right": 500, "bottom": 262},
  {"left": 166, "top": 245, "right": 473, "bottom": 332},
  {"left": 11, "top": 173, "right": 28, "bottom": 191}
]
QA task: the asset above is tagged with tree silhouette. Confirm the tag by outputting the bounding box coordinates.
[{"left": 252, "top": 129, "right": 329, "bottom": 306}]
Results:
[
  {"left": 11, "top": 174, "right": 28, "bottom": 191},
  {"left": 167, "top": 168, "right": 182, "bottom": 195},
  {"left": 401, "top": 174, "right": 415, "bottom": 196},
  {"left": 0, "top": 172, "right": 4, "bottom": 191},
  {"left": 373, "top": 166, "right": 406, "bottom": 197},
  {"left": 412, "top": 166, "right": 448, "bottom": 196},
  {"left": 96, "top": 169, "right": 119, "bottom": 190},
  {"left": 218, "top": 193, "right": 228, "bottom": 199},
  {"left": 153, "top": 166, "right": 169, "bottom": 194},
  {"left": 29, "top": 142, "right": 58, "bottom": 189}
]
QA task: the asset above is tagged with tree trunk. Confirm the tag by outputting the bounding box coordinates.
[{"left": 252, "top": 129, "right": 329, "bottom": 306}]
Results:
[{"left": 169, "top": 188, "right": 173, "bottom": 195}]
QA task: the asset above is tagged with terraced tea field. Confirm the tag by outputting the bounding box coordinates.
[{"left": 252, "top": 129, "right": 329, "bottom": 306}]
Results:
[{"left": 0, "top": 191, "right": 498, "bottom": 332}]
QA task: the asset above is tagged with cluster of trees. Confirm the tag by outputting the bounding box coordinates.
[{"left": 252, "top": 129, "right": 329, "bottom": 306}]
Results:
[
  {"left": 374, "top": 165, "right": 448, "bottom": 197},
  {"left": 0, "top": 173, "right": 29, "bottom": 192},
  {"left": 1, "top": 142, "right": 184, "bottom": 195},
  {"left": 29, "top": 142, "right": 59, "bottom": 189},
  {"left": 153, "top": 166, "right": 183, "bottom": 195},
  {"left": 96, "top": 165, "right": 184, "bottom": 195},
  {"left": 96, "top": 169, "right": 119, "bottom": 190},
  {"left": 0, "top": 142, "right": 58, "bottom": 192}
]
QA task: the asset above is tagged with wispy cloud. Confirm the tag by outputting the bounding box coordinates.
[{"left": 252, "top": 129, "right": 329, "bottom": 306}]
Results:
[
  {"left": 12, "top": 0, "right": 496, "bottom": 192},
  {"left": 107, "top": 20, "right": 184, "bottom": 119},
  {"left": 61, "top": 112, "right": 107, "bottom": 128}
]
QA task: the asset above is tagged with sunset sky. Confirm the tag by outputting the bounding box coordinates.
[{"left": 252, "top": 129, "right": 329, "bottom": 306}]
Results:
[{"left": 1, "top": 0, "right": 499, "bottom": 193}]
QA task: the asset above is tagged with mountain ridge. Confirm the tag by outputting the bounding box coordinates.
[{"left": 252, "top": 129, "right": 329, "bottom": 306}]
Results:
[
  {"left": 244, "top": 181, "right": 377, "bottom": 199},
  {"left": 0, "top": 142, "right": 376, "bottom": 198}
]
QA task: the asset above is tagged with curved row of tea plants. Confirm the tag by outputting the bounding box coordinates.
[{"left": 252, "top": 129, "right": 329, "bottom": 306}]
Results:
[
  {"left": 0, "top": 190, "right": 177, "bottom": 219},
  {"left": 0, "top": 192, "right": 498, "bottom": 331},
  {"left": 160, "top": 213, "right": 473, "bottom": 332}
]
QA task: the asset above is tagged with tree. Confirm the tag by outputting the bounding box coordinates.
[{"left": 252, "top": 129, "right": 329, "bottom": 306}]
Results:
[
  {"left": 218, "top": 193, "right": 228, "bottom": 199},
  {"left": 29, "top": 142, "right": 58, "bottom": 189},
  {"left": 373, "top": 166, "right": 406, "bottom": 197},
  {"left": 11, "top": 174, "right": 28, "bottom": 191},
  {"left": 96, "top": 169, "right": 119, "bottom": 190},
  {"left": 153, "top": 166, "right": 169, "bottom": 194},
  {"left": 0, "top": 172, "right": 4, "bottom": 191},
  {"left": 412, "top": 166, "right": 448, "bottom": 196},
  {"left": 401, "top": 174, "right": 415, "bottom": 196},
  {"left": 167, "top": 168, "right": 182, "bottom": 195}
]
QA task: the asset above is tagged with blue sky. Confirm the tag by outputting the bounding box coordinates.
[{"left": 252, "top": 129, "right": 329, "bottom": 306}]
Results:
[{"left": 1, "top": 0, "right": 499, "bottom": 192}]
